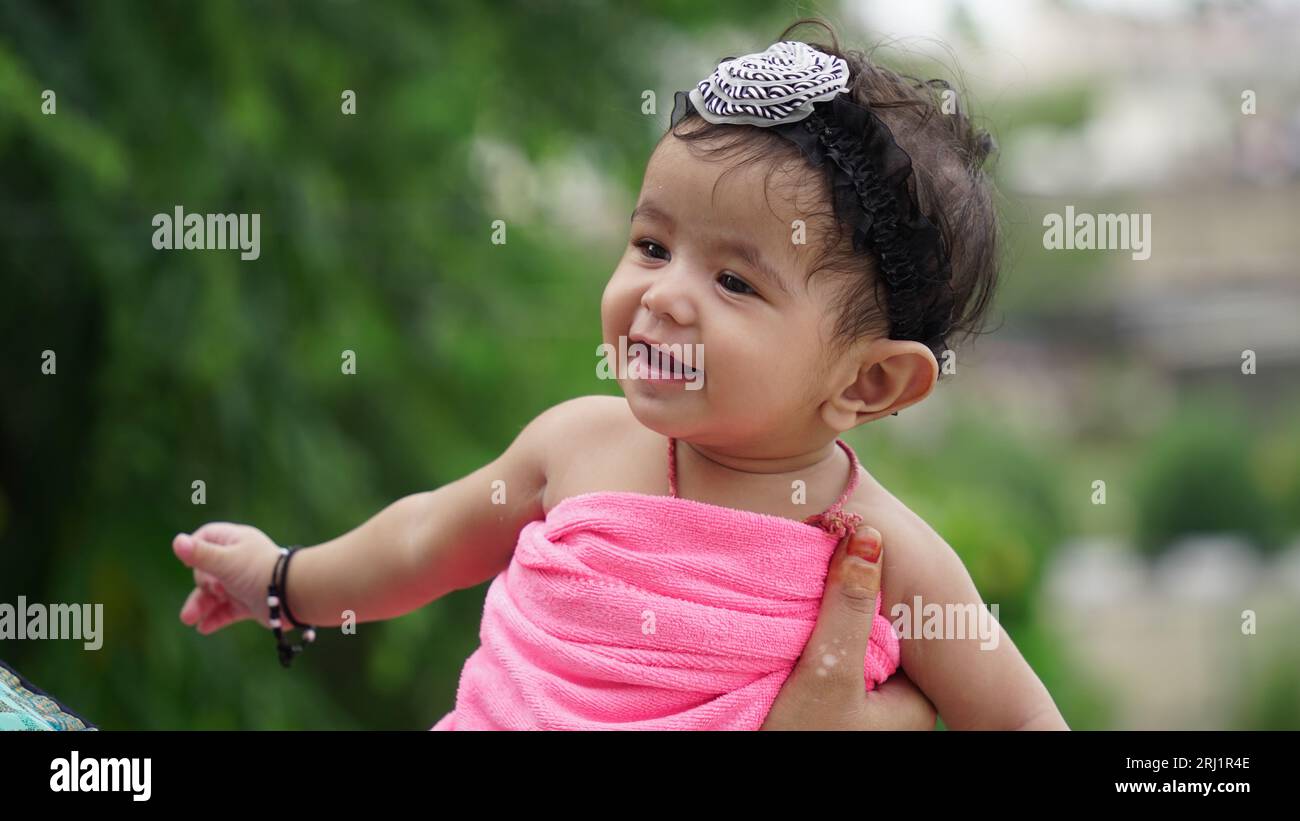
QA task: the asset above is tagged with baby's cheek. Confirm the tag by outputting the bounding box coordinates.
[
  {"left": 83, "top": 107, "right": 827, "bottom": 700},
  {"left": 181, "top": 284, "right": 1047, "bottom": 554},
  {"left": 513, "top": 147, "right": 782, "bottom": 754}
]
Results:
[
  {"left": 750, "top": 351, "right": 811, "bottom": 401},
  {"left": 599, "top": 273, "right": 632, "bottom": 340},
  {"left": 717, "top": 354, "right": 804, "bottom": 420}
]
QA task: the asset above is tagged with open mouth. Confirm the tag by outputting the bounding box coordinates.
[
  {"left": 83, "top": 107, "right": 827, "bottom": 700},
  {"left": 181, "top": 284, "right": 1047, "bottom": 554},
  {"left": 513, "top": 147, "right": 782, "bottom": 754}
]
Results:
[{"left": 627, "top": 336, "right": 703, "bottom": 381}]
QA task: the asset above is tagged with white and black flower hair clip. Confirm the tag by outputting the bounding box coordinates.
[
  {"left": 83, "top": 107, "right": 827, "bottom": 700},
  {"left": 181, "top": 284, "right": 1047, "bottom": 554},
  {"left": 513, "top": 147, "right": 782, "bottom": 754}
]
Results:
[
  {"left": 670, "top": 40, "right": 957, "bottom": 360},
  {"left": 685, "top": 40, "right": 851, "bottom": 126}
]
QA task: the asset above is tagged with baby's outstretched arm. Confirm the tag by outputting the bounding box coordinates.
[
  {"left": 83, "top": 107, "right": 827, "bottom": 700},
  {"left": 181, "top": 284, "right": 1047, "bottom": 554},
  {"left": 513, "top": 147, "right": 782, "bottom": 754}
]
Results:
[
  {"left": 885, "top": 511, "right": 1069, "bottom": 730},
  {"left": 283, "top": 403, "right": 560, "bottom": 625},
  {"left": 174, "top": 400, "right": 574, "bottom": 634}
]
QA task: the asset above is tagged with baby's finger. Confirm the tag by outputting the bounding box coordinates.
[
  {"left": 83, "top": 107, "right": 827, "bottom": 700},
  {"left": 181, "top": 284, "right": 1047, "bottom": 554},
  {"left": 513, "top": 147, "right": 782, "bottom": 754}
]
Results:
[
  {"left": 191, "top": 522, "right": 244, "bottom": 546},
  {"left": 197, "top": 601, "right": 240, "bottom": 635},
  {"left": 195, "top": 572, "right": 228, "bottom": 602},
  {"left": 179, "top": 588, "right": 205, "bottom": 624},
  {"left": 193, "top": 567, "right": 218, "bottom": 591},
  {"left": 176, "top": 531, "right": 238, "bottom": 577},
  {"left": 188, "top": 590, "right": 221, "bottom": 627}
]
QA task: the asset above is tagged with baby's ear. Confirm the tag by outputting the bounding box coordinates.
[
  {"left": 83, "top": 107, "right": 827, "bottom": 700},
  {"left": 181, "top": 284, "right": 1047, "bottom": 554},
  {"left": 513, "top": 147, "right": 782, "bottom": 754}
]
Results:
[{"left": 822, "top": 340, "right": 938, "bottom": 432}]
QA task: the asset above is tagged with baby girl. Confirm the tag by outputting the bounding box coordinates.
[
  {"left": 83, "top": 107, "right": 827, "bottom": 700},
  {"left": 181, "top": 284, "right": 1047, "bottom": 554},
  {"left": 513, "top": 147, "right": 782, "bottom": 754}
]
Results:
[{"left": 172, "top": 22, "right": 1067, "bottom": 731}]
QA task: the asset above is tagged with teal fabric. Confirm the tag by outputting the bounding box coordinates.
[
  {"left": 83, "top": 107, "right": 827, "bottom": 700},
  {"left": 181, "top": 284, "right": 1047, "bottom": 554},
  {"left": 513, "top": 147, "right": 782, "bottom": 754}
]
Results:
[{"left": 0, "top": 659, "right": 95, "bottom": 731}]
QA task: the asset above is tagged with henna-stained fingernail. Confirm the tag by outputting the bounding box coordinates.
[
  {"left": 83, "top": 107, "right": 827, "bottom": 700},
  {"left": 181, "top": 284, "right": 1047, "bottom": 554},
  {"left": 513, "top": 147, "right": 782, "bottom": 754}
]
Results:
[{"left": 847, "top": 528, "right": 881, "bottom": 563}]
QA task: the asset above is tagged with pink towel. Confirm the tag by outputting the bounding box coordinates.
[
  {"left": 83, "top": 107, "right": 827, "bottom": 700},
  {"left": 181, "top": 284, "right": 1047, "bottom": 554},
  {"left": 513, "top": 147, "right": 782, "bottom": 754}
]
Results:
[{"left": 431, "top": 490, "right": 900, "bottom": 730}]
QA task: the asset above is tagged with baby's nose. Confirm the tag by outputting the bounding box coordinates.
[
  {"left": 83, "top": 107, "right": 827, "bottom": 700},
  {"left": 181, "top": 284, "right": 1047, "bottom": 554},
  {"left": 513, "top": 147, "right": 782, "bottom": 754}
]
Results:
[{"left": 639, "top": 270, "right": 698, "bottom": 326}]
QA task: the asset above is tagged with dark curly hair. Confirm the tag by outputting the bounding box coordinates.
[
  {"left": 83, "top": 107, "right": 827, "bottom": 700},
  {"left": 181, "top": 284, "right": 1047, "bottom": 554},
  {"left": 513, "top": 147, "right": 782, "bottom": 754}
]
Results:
[{"left": 663, "top": 18, "right": 1001, "bottom": 377}]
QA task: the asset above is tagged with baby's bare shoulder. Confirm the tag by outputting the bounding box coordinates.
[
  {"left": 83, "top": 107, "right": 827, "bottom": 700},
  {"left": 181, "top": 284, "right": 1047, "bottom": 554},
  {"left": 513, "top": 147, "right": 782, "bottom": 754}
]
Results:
[
  {"left": 841, "top": 467, "right": 934, "bottom": 546},
  {"left": 841, "top": 467, "right": 965, "bottom": 604},
  {"left": 519, "top": 394, "right": 626, "bottom": 439},
  {"left": 534, "top": 395, "right": 635, "bottom": 441},
  {"left": 527, "top": 394, "right": 647, "bottom": 480}
]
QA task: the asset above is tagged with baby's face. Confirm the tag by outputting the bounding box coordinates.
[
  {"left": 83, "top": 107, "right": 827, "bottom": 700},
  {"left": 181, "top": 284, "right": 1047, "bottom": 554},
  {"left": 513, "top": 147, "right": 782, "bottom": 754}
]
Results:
[{"left": 601, "top": 132, "right": 854, "bottom": 451}]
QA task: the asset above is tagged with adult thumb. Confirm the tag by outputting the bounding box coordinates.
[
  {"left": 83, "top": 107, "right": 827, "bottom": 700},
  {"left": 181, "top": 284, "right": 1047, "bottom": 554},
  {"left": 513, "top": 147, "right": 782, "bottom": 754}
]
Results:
[{"left": 803, "top": 524, "right": 884, "bottom": 687}]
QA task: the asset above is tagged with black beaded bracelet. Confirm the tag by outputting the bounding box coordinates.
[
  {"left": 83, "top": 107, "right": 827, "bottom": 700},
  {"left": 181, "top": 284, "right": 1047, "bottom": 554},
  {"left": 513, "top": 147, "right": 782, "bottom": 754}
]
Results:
[{"left": 267, "top": 545, "right": 316, "bottom": 668}]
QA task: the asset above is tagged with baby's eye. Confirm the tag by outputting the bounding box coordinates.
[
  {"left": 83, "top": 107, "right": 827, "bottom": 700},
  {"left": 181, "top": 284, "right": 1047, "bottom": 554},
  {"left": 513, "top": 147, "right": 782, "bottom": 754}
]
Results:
[
  {"left": 634, "top": 240, "right": 669, "bottom": 261},
  {"left": 718, "top": 272, "right": 756, "bottom": 296}
]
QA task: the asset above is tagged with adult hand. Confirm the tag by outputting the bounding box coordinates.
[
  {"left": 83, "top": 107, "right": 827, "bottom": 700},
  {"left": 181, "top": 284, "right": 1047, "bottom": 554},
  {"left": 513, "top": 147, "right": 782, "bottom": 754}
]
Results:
[{"left": 761, "top": 522, "right": 936, "bottom": 730}]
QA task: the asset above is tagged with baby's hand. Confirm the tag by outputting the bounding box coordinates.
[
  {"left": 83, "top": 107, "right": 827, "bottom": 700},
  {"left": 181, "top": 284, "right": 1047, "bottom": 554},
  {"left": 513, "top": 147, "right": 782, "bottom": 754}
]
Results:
[{"left": 172, "top": 522, "right": 282, "bottom": 635}]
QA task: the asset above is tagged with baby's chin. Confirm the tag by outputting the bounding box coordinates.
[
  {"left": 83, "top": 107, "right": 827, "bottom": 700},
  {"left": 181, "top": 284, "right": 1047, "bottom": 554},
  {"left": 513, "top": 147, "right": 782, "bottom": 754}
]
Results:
[
  {"left": 620, "top": 380, "right": 709, "bottom": 439},
  {"left": 621, "top": 384, "right": 770, "bottom": 449}
]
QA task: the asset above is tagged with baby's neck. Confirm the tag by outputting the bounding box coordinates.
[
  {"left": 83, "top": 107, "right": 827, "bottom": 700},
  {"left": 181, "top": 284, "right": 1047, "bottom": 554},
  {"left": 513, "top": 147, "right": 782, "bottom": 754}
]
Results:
[
  {"left": 670, "top": 435, "right": 856, "bottom": 518},
  {"left": 681, "top": 437, "right": 843, "bottom": 480}
]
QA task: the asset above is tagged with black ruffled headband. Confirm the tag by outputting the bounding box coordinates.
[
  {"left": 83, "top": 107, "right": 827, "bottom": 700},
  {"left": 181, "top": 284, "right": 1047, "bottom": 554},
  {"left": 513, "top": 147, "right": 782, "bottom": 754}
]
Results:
[{"left": 669, "top": 41, "right": 955, "bottom": 353}]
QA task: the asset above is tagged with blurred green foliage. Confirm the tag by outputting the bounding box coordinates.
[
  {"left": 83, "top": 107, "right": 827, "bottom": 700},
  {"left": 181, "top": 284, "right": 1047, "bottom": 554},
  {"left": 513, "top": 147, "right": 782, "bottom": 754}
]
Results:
[{"left": 1133, "top": 392, "right": 1285, "bottom": 556}]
